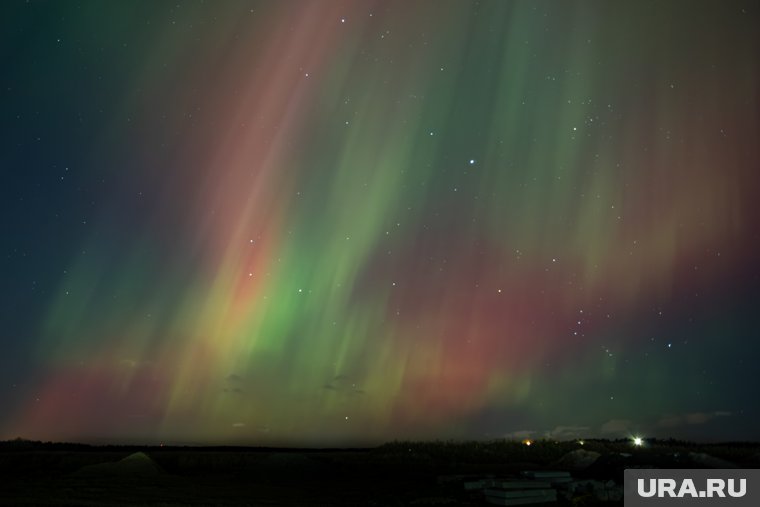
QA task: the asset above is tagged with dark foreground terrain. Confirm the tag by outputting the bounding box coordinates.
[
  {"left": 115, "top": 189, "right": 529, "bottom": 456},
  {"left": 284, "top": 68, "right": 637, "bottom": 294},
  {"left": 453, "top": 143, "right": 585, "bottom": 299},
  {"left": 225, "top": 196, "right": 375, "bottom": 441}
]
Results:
[{"left": 2, "top": 439, "right": 759, "bottom": 506}]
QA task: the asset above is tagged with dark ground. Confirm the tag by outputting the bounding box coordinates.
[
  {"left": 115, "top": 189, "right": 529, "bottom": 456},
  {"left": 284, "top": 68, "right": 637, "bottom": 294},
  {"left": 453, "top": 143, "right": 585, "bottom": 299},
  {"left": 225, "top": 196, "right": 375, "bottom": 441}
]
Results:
[{"left": 2, "top": 439, "right": 759, "bottom": 506}]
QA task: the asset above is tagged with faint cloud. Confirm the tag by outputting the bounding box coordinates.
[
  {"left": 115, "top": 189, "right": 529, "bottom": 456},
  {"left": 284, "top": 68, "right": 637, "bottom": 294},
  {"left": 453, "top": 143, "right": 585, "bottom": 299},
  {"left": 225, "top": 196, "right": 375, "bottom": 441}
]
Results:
[
  {"left": 504, "top": 430, "right": 536, "bottom": 440},
  {"left": 544, "top": 425, "right": 589, "bottom": 440},
  {"left": 658, "top": 411, "right": 731, "bottom": 428},
  {"left": 223, "top": 374, "right": 244, "bottom": 394},
  {"left": 324, "top": 374, "right": 365, "bottom": 395},
  {"left": 658, "top": 414, "right": 682, "bottom": 428},
  {"left": 120, "top": 359, "right": 138, "bottom": 368},
  {"left": 685, "top": 413, "right": 713, "bottom": 425},
  {"left": 232, "top": 422, "right": 245, "bottom": 428},
  {"left": 600, "top": 419, "right": 632, "bottom": 435},
  {"left": 119, "top": 358, "right": 155, "bottom": 370}
]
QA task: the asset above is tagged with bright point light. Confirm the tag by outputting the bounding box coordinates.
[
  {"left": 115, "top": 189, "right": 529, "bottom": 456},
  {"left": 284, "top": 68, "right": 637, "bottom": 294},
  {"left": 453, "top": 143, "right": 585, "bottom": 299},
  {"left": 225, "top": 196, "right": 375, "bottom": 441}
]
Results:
[
  {"left": 523, "top": 439, "right": 532, "bottom": 446},
  {"left": 578, "top": 440, "right": 585, "bottom": 446},
  {"left": 633, "top": 437, "right": 644, "bottom": 447}
]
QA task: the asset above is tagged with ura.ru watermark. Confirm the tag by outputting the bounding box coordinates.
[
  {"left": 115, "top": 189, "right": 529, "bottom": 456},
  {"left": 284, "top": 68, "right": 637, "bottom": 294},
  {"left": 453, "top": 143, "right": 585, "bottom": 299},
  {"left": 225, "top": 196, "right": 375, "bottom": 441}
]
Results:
[{"left": 625, "top": 469, "right": 759, "bottom": 506}]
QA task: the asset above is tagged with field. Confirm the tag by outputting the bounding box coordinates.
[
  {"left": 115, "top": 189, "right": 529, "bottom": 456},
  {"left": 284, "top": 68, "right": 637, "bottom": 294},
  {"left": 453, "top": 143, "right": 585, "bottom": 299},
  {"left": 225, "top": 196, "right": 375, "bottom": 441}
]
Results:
[{"left": 2, "top": 439, "right": 759, "bottom": 506}]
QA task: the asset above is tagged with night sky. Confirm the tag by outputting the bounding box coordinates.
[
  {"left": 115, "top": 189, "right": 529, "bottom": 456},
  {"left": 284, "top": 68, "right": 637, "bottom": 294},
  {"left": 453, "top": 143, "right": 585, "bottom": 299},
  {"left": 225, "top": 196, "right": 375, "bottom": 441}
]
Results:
[{"left": 1, "top": 0, "right": 758, "bottom": 446}]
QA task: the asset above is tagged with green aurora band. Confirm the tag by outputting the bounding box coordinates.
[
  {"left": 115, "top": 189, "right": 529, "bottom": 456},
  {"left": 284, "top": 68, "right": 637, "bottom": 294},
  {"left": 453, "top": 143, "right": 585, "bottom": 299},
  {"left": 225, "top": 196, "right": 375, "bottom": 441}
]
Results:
[{"left": 2, "top": 0, "right": 758, "bottom": 445}]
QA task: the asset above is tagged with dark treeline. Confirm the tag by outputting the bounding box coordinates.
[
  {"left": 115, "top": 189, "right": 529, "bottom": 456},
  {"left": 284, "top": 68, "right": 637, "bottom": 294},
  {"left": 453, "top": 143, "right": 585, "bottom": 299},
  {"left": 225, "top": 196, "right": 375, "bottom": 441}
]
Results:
[{"left": 3, "top": 436, "right": 758, "bottom": 452}]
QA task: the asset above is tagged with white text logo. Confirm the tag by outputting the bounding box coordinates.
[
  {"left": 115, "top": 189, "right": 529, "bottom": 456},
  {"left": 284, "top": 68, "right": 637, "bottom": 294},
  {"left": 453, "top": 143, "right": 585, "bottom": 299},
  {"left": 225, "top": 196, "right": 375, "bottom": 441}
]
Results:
[{"left": 637, "top": 478, "right": 746, "bottom": 498}]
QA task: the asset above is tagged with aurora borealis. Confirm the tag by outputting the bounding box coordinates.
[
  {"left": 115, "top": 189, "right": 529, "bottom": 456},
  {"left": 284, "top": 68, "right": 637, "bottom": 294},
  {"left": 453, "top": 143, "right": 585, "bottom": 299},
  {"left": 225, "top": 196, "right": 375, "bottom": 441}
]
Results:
[{"left": 1, "top": 0, "right": 758, "bottom": 445}]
